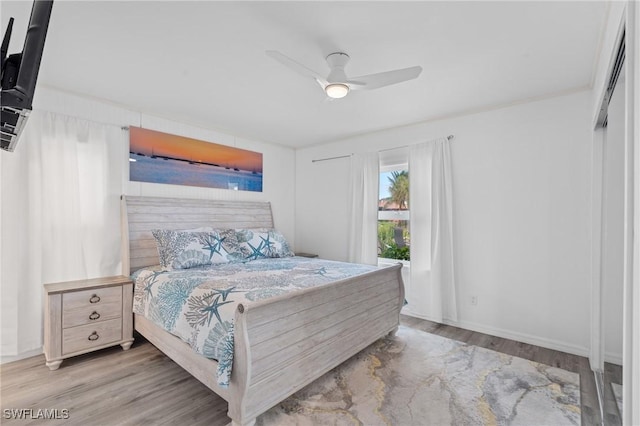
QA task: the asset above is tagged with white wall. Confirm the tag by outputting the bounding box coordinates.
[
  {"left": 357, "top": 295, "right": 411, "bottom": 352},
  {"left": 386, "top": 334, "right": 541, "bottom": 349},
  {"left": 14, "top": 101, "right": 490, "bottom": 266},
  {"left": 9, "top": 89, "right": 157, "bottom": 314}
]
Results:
[
  {"left": 0, "top": 87, "right": 295, "bottom": 360},
  {"left": 296, "top": 90, "right": 593, "bottom": 356}
]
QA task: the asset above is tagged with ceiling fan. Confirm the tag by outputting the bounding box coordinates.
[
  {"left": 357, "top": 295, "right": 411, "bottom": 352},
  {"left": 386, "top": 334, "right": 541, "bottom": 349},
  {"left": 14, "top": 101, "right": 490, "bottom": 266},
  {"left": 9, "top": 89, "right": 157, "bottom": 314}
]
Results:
[{"left": 266, "top": 50, "right": 422, "bottom": 99}]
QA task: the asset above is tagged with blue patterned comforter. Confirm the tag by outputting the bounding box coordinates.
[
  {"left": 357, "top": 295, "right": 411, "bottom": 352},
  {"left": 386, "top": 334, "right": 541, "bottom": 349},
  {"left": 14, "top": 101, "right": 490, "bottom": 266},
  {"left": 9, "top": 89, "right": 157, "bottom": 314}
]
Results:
[{"left": 132, "top": 257, "right": 380, "bottom": 387}]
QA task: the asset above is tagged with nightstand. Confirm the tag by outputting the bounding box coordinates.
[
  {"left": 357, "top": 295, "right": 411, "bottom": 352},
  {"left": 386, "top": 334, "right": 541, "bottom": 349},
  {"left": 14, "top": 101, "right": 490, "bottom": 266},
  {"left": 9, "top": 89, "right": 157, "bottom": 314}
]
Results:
[
  {"left": 43, "top": 275, "right": 134, "bottom": 370},
  {"left": 295, "top": 252, "right": 318, "bottom": 258}
]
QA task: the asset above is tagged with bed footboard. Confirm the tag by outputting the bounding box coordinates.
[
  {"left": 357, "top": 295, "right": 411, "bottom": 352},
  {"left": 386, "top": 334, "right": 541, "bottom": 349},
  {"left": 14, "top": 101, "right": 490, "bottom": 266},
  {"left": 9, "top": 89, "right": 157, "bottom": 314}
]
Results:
[{"left": 228, "top": 263, "right": 404, "bottom": 425}]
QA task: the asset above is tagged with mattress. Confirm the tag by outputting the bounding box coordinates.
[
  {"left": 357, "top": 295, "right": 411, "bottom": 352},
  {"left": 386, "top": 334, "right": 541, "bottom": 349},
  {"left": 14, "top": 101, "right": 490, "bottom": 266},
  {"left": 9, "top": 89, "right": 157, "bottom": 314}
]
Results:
[{"left": 132, "top": 257, "right": 381, "bottom": 387}]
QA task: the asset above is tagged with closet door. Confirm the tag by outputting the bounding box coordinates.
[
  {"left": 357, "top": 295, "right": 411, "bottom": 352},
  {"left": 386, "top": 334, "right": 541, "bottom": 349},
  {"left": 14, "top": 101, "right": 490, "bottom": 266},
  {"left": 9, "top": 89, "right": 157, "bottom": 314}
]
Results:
[
  {"left": 602, "top": 66, "right": 625, "bottom": 422},
  {"left": 603, "top": 68, "right": 625, "bottom": 367}
]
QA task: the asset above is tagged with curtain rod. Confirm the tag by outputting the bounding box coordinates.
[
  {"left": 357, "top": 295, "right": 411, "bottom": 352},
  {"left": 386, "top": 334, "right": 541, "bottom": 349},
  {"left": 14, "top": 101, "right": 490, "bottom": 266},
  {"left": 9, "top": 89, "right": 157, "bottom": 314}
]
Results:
[
  {"left": 312, "top": 134, "right": 454, "bottom": 163},
  {"left": 311, "top": 154, "right": 352, "bottom": 163},
  {"left": 378, "top": 134, "right": 454, "bottom": 153},
  {"left": 26, "top": 108, "right": 134, "bottom": 130}
]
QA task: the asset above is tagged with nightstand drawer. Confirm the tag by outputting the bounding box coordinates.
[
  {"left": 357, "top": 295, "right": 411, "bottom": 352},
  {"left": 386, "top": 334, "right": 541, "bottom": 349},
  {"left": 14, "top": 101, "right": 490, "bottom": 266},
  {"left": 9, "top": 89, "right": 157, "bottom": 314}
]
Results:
[
  {"left": 63, "top": 286, "right": 122, "bottom": 310},
  {"left": 62, "top": 301, "right": 122, "bottom": 328},
  {"left": 62, "top": 318, "right": 122, "bottom": 355}
]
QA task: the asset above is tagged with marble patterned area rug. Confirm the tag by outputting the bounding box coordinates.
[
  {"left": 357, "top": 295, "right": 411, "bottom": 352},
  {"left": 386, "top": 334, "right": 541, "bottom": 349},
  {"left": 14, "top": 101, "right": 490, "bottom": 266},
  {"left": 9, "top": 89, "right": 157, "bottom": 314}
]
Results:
[{"left": 257, "top": 326, "right": 580, "bottom": 425}]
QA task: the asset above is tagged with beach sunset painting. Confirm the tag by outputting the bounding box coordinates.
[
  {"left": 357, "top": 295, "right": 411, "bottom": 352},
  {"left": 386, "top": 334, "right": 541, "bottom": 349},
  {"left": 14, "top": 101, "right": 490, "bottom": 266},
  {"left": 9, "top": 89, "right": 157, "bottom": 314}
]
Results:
[{"left": 129, "top": 127, "right": 263, "bottom": 192}]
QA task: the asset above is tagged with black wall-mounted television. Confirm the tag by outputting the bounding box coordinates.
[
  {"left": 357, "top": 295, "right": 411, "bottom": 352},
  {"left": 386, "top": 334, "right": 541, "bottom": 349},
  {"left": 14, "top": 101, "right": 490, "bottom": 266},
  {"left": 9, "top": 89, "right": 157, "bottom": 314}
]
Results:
[{"left": 1, "top": 0, "right": 54, "bottom": 152}]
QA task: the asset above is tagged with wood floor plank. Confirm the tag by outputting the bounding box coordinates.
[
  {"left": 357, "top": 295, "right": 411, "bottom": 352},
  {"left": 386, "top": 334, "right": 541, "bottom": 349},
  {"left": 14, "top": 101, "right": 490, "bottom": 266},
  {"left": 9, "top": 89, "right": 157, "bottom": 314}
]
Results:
[
  {"left": 604, "top": 362, "right": 623, "bottom": 426},
  {"left": 0, "top": 342, "right": 228, "bottom": 426},
  {"left": 0, "top": 315, "right": 618, "bottom": 425}
]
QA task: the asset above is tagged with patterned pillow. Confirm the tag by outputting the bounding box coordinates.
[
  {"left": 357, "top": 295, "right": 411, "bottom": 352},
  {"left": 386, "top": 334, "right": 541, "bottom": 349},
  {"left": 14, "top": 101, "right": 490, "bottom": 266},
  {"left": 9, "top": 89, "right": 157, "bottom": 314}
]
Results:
[
  {"left": 234, "top": 228, "right": 294, "bottom": 261},
  {"left": 152, "top": 229, "right": 243, "bottom": 270}
]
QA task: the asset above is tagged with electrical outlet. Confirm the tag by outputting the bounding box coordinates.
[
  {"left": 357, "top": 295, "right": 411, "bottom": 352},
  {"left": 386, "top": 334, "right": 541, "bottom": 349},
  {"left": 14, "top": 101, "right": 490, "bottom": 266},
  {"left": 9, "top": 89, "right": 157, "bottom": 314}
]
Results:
[{"left": 470, "top": 296, "right": 478, "bottom": 306}]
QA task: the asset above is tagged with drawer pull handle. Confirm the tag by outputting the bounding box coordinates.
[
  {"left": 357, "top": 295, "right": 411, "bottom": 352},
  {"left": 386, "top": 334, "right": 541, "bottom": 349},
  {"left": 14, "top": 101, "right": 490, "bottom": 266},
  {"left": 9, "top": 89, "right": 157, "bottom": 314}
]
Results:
[
  {"left": 89, "top": 295, "right": 101, "bottom": 304},
  {"left": 88, "top": 332, "right": 99, "bottom": 341},
  {"left": 89, "top": 311, "right": 100, "bottom": 320}
]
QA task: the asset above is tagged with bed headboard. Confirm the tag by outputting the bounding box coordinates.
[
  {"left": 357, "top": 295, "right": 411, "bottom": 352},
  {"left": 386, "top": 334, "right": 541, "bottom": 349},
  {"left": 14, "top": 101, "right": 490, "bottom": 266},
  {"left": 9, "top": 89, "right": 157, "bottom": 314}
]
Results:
[{"left": 121, "top": 195, "right": 274, "bottom": 275}]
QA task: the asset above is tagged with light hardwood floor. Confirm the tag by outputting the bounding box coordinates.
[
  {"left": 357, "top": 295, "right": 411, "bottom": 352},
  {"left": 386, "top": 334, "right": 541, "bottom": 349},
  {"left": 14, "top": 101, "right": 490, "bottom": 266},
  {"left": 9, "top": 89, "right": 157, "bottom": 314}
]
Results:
[{"left": 1, "top": 315, "right": 621, "bottom": 425}]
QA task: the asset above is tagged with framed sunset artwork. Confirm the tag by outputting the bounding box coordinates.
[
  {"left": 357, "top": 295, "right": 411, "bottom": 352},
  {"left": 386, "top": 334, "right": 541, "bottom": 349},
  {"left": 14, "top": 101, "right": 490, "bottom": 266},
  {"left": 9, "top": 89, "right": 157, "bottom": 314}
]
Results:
[{"left": 129, "top": 126, "right": 263, "bottom": 192}]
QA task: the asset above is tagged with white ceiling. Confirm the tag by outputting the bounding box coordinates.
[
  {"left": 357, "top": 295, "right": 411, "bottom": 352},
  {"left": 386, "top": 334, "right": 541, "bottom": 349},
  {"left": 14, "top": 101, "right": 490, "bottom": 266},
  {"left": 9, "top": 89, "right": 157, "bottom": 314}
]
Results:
[{"left": 1, "top": 1, "right": 608, "bottom": 148}]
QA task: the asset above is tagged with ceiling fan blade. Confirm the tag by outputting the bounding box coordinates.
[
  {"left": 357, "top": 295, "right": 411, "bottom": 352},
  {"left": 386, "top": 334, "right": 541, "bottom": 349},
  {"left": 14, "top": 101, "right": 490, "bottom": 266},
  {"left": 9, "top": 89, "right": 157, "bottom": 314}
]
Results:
[
  {"left": 266, "top": 50, "right": 328, "bottom": 86},
  {"left": 345, "top": 80, "right": 365, "bottom": 87},
  {"left": 350, "top": 66, "right": 422, "bottom": 90}
]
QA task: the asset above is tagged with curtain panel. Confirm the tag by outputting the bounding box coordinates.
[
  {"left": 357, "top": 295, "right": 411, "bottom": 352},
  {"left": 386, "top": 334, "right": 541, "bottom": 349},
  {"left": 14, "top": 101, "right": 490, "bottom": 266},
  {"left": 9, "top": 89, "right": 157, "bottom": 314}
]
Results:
[
  {"left": 1, "top": 111, "right": 126, "bottom": 356},
  {"left": 347, "top": 152, "right": 379, "bottom": 265},
  {"left": 409, "top": 138, "right": 457, "bottom": 322}
]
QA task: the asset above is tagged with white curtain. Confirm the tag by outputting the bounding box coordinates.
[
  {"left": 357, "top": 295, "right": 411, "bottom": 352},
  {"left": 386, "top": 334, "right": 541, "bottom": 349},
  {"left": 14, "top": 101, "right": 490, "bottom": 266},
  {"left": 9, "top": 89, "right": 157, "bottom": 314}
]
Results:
[
  {"left": 347, "top": 152, "right": 379, "bottom": 265},
  {"left": 1, "top": 111, "right": 126, "bottom": 356},
  {"left": 409, "top": 137, "right": 457, "bottom": 322}
]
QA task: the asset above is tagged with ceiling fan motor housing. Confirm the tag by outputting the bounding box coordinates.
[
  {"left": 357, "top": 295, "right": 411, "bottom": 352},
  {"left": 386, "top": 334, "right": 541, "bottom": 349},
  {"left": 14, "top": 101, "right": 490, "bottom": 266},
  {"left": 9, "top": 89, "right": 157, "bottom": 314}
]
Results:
[{"left": 326, "top": 52, "right": 350, "bottom": 83}]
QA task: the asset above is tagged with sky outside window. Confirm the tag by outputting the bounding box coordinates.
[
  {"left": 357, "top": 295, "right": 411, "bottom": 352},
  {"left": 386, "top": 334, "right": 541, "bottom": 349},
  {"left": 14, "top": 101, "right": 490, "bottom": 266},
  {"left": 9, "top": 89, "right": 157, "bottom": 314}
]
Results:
[{"left": 379, "top": 171, "right": 393, "bottom": 200}]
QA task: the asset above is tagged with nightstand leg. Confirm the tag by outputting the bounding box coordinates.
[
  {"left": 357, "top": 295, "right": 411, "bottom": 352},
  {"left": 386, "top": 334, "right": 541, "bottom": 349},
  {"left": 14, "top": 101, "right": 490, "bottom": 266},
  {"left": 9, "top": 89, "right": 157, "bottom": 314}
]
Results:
[
  {"left": 46, "top": 360, "right": 62, "bottom": 371},
  {"left": 121, "top": 341, "right": 134, "bottom": 351}
]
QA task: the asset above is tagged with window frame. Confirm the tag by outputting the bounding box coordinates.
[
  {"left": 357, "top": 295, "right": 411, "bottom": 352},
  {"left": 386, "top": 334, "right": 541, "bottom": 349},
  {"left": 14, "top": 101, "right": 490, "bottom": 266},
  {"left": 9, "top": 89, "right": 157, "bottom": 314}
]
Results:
[{"left": 378, "top": 160, "right": 410, "bottom": 262}]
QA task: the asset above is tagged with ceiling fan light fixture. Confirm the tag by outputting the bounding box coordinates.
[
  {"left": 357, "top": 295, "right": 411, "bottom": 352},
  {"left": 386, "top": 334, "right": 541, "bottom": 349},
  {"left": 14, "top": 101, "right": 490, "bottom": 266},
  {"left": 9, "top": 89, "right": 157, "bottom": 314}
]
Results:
[{"left": 325, "top": 83, "right": 349, "bottom": 99}]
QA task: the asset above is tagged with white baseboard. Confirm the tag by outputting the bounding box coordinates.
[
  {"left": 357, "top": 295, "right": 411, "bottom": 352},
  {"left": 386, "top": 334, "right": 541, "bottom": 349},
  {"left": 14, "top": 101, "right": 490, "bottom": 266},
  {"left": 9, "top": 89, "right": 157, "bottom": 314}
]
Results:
[
  {"left": 0, "top": 347, "right": 43, "bottom": 365},
  {"left": 401, "top": 310, "right": 590, "bottom": 359},
  {"left": 401, "top": 306, "right": 440, "bottom": 322}
]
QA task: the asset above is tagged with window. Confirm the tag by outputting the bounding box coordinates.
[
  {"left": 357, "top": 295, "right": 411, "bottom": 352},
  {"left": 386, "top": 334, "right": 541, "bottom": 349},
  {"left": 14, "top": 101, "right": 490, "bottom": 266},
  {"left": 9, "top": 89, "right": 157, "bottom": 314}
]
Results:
[{"left": 378, "top": 166, "right": 410, "bottom": 261}]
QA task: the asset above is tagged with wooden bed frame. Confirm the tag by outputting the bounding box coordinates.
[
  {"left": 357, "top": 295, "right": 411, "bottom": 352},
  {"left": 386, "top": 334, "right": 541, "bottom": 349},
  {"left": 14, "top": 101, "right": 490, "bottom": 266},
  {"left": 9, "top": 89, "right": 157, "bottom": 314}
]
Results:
[{"left": 121, "top": 195, "right": 404, "bottom": 426}]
